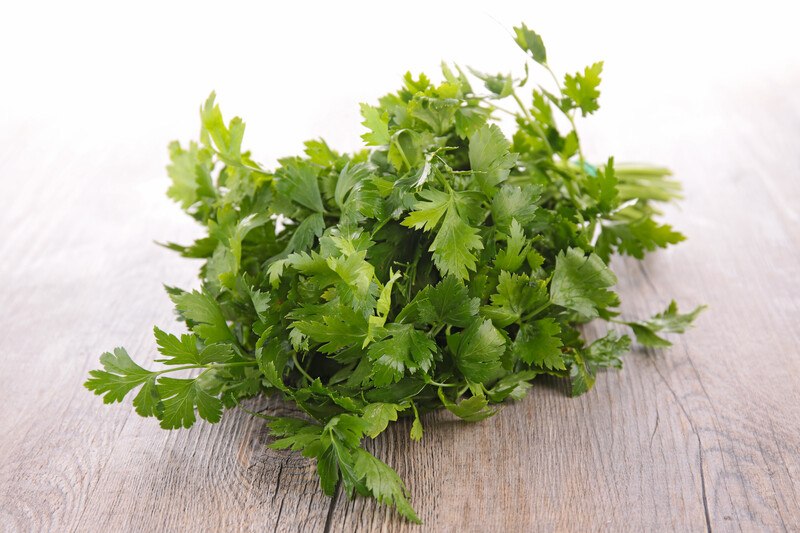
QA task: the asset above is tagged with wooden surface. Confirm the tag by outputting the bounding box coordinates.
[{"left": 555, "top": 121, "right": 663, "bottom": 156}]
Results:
[{"left": 2, "top": 7, "right": 800, "bottom": 532}]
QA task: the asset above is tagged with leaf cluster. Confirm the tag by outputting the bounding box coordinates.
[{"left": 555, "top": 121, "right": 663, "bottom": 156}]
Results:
[{"left": 86, "top": 23, "right": 703, "bottom": 522}]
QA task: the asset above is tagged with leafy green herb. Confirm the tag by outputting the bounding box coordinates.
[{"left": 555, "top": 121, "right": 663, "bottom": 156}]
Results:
[{"left": 85, "top": 23, "right": 704, "bottom": 522}]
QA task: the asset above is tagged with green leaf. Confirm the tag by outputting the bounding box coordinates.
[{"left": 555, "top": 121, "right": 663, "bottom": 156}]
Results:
[
  {"left": 401, "top": 188, "right": 450, "bottom": 231},
  {"left": 550, "top": 247, "right": 619, "bottom": 318},
  {"left": 468, "top": 124, "right": 518, "bottom": 198},
  {"left": 584, "top": 331, "right": 631, "bottom": 368},
  {"left": 293, "top": 304, "right": 368, "bottom": 353},
  {"left": 416, "top": 275, "right": 479, "bottom": 328},
  {"left": 317, "top": 445, "right": 340, "bottom": 496},
  {"left": 166, "top": 141, "right": 213, "bottom": 209},
  {"left": 353, "top": 448, "right": 421, "bottom": 523},
  {"left": 410, "top": 404, "right": 424, "bottom": 441},
  {"left": 153, "top": 327, "right": 233, "bottom": 365},
  {"left": 360, "top": 103, "right": 391, "bottom": 146},
  {"left": 437, "top": 388, "right": 496, "bottom": 422},
  {"left": 210, "top": 212, "right": 271, "bottom": 278},
  {"left": 365, "top": 269, "right": 402, "bottom": 347},
  {"left": 625, "top": 301, "right": 706, "bottom": 347},
  {"left": 327, "top": 250, "right": 377, "bottom": 315},
  {"left": 84, "top": 347, "right": 155, "bottom": 404},
  {"left": 335, "top": 163, "right": 372, "bottom": 209},
  {"left": 402, "top": 189, "right": 483, "bottom": 279},
  {"left": 132, "top": 376, "right": 162, "bottom": 418},
  {"left": 586, "top": 157, "right": 619, "bottom": 212},
  {"left": 569, "top": 352, "right": 596, "bottom": 396},
  {"left": 514, "top": 318, "right": 564, "bottom": 370},
  {"left": 429, "top": 203, "right": 484, "bottom": 279},
  {"left": 275, "top": 158, "right": 324, "bottom": 213},
  {"left": 513, "top": 23, "right": 547, "bottom": 64},
  {"left": 495, "top": 219, "right": 529, "bottom": 272},
  {"left": 157, "top": 377, "right": 223, "bottom": 429},
  {"left": 285, "top": 213, "right": 326, "bottom": 255},
  {"left": 257, "top": 336, "right": 290, "bottom": 392},
  {"left": 563, "top": 61, "right": 603, "bottom": 116},
  {"left": 368, "top": 324, "right": 436, "bottom": 386},
  {"left": 491, "top": 184, "right": 539, "bottom": 231},
  {"left": 268, "top": 417, "right": 325, "bottom": 453},
  {"left": 449, "top": 318, "right": 505, "bottom": 383},
  {"left": 170, "top": 289, "right": 235, "bottom": 343},
  {"left": 485, "top": 271, "right": 549, "bottom": 326},
  {"left": 486, "top": 370, "right": 540, "bottom": 402},
  {"left": 200, "top": 92, "right": 247, "bottom": 164},
  {"left": 362, "top": 403, "right": 404, "bottom": 438}
]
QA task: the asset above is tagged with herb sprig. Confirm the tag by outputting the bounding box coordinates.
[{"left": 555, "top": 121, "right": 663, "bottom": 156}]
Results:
[{"left": 86, "top": 24, "right": 704, "bottom": 522}]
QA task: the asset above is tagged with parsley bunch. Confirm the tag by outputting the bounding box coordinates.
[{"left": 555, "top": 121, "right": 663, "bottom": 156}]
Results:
[{"left": 85, "top": 24, "right": 703, "bottom": 522}]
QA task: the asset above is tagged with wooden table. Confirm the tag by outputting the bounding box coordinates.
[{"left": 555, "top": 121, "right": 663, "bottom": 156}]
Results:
[{"left": 2, "top": 8, "right": 799, "bottom": 532}]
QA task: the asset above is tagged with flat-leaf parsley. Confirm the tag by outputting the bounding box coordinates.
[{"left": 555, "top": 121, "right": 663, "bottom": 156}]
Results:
[{"left": 86, "top": 24, "right": 704, "bottom": 522}]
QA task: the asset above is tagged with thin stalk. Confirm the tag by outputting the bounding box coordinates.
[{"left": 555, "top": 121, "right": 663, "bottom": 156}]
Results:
[
  {"left": 153, "top": 360, "right": 257, "bottom": 376},
  {"left": 542, "top": 63, "right": 588, "bottom": 173},
  {"left": 510, "top": 90, "right": 555, "bottom": 156},
  {"left": 292, "top": 352, "right": 314, "bottom": 383},
  {"left": 427, "top": 379, "right": 459, "bottom": 388},
  {"left": 428, "top": 323, "right": 446, "bottom": 338},
  {"left": 521, "top": 301, "right": 552, "bottom": 323}
]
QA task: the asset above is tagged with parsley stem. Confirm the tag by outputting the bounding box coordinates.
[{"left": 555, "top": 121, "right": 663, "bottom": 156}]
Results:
[
  {"left": 371, "top": 217, "right": 389, "bottom": 237},
  {"left": 542, "top": 63, "right": 562, "bottom": 93},
  {"left": 511, "top": 91, "right": 533, "bottom": 122},
  {"left": 292, "top": 352, "right": 314, "bottom": 383},
  {"left": 391, "top": 136, "right": 413, "bottom": 170},
  {"left": 427, "top": 379, "right": 458, "bottom": 388},
  {"left": 521, "top": 301, "right": 552, "bottom": 323},
  {"left": 153, "top": 360, "right": 256, "bottom": 376},
  {"left": 510, "top": 90, "right": 555, "bottom": 156},
  {"left": 541, "top": 63, "right": 588, "bottom": 174},
  {"left": 428, "top": 323, "right": 446, "bottom": 338},
  {"left": 491, "top": 104, "right": 520, "bottom": 117}
]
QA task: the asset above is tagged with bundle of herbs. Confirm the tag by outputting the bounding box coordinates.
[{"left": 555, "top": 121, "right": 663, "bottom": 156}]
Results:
[{"left": 86, "top": 24, "right": 703, "bottom": 522}]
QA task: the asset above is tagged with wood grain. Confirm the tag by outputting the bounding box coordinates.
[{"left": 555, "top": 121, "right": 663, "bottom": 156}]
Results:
[{"left": 2, "top": 57, "right": 799, "bottom": 533}]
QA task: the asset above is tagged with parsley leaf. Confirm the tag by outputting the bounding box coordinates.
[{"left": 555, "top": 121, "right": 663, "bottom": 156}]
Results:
[
  {"left": 625, "top": 301, "right": 706, "bottom": 347},
  {"left": 514, "top": 318, "right": 565, "bottom": 370},
  {"left": 468, "top": 124, "right": 518, "bottom": 198},
  {"left": 403, "top": 189, "right": 483, "bottom": 279},
  {"left": 449, "top": 318, "right": 505, "bottom": 383},
  {"left": 550, "top": 247, "right": 619, "bottom": 318},
  {"left": 85, "top": 347, "right": 156, "bottom": 405},
  {"left": 563, "top": 62, "right": 604, "bottom": 116}
]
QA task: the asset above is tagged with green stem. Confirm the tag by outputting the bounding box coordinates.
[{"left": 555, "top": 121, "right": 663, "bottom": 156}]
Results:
[
  {"left": 292, "top": 352, "right": 314, "bottom": 383},
  {"left": 542, "top": 63, "right": 562, "bottom": 93},
  {"left": 490, "top": 104, "right": 520, "bottom": 117},
  {"left": 391, "top": 136, "right": 412, "bottom": 170},
  {"left": 542, "top": 63, "right": 588, "bottom": 173},
  {"left": 153, "top": 360, "right": 256, "bottom": 376},
  {"left": 511, "top": 92, "right": 533, "bottom": 121},
  {"left": 521, "top": 301, "right": 552, "bottom": 323},
  {"left": 370, "top": 217, "right": 391, "bottom": 239},
  {"left": 428, "top": 323, "right": 446, "bottom": 338},
  {"left": 511, "top": 90, "right": 555, "bottom": 156},
  {"left": 426, "top": 379, "right": 459, "bottom": 388}
]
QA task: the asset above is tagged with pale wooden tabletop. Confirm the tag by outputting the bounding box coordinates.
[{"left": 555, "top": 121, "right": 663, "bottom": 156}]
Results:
[{"left": 2, "top": 5, "right": 800, "bottom": 532}]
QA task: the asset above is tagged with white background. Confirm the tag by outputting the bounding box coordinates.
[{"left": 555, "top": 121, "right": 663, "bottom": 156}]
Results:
[{"left": 2, "top": 0, "right": 799, "bottom": 171}]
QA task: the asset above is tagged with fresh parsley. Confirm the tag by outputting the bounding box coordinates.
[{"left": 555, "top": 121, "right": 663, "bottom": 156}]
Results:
[{"left": 85, "top": 23, "right": 704, "bottom": 523}]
